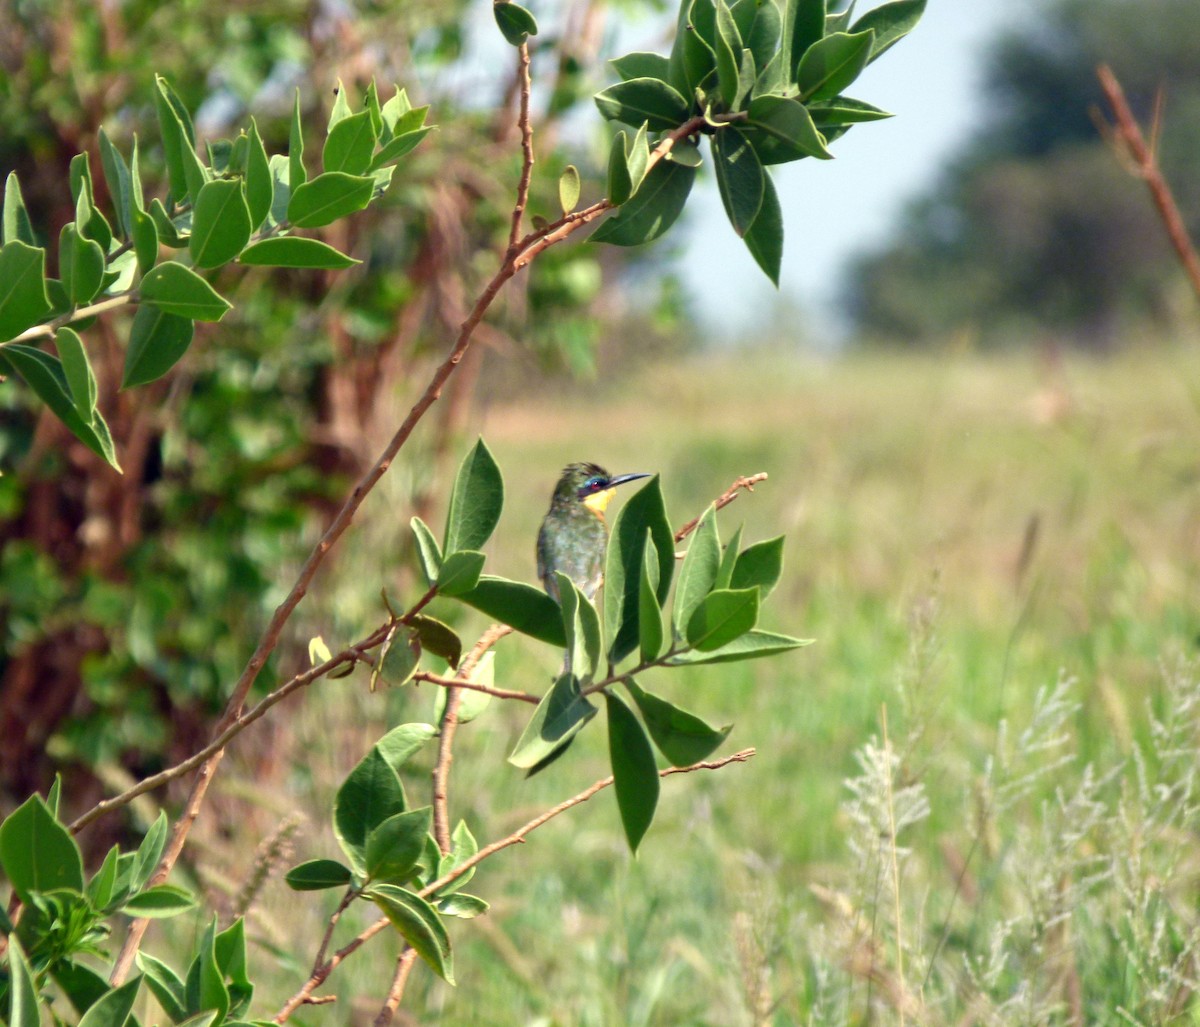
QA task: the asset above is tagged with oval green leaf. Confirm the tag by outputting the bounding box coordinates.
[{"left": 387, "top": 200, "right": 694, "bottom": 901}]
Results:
[
  {"left": 606, "top": 692, "right": 659, "bottom": 854},
  {"left": 286, "top": 171, "right": 374, "bottom": 228},
  {"left": 0, "top": 240, "right": 51, "bottom": 341},
  {"left": 139, "top": 260, "right": 231, "bottom": 321},
  {"left": 285, "top": 858, "right": 353, "bottom": 891},
  {"left": 123, "top": 305, "right": 195, "bottom": 388},
  {"left": 189, "top": 179, "right": 252, "bottom": 268},
  {"left": 239, "top": 237, "right": 359, "bottom": 269},
  {"left": 685, "top": 586, "right": 760, "bottom": 651}
]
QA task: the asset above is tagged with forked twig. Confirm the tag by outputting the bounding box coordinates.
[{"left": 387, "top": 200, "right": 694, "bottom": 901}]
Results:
[
  {"left": 674, "top": 472, "right": 769, "bottom": 543},
  {"left": 272, "top": 748, "right": 755, "bottom": 1022}
]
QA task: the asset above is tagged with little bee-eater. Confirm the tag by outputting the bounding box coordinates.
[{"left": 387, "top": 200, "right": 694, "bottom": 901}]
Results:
[{"left": 537, "top": 463, "right": 650, "bottom": 603}]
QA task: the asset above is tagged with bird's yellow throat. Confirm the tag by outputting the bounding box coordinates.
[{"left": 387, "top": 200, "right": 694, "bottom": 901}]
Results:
[{"left": 583, "top": 487, "right": 616, "bottom": 516}]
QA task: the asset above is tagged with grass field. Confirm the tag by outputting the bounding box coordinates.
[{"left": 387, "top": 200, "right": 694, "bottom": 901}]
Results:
[{"left": 182, "top": 342, "right": 1200, "bottom": 1024}]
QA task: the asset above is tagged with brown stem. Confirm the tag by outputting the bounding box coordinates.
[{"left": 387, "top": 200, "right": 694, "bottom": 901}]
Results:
[
  {"left": 273, "top": 747, "right": 755, "bottom": 1022},
  {"left": 1095, "top": 64, "right": 1200, "bottom": 300},
  {"left": 414, "top": 669, "right": 537, "bottom": 704},
  {"left": 506, "top": 43, "right": 535, "bottom": 253},
  {"left": 372, "top": 949, "right": 419, "bottom": 1027}
]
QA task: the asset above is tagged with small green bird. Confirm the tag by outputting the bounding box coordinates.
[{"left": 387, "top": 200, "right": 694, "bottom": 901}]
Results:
[{"left": 537, "top": 463, "right": 650, "bottom": 604}]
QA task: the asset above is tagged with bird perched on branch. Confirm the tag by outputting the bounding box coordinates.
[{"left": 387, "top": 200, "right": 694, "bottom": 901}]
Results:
[{"left": 537, "top": 463, "right": 650, "bottom": 603}]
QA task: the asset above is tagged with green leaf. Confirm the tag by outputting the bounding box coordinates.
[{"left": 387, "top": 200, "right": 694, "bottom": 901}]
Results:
[
  {"left": 410, "top": 516, "right": 443, "bottom": 585},
  {"left": 850, "top": 0, "right": 925, "bottom": 61},
  {"left": 245, "top": 118, "right": 273, "bottom": 231},
  {"left": 556, "top": 573, "right": 602, "bottom": 682},
  {"left": 189, "top": 179, "right": 252, "bottom": 269},
  {"left": 0, "top": 240, "right": 51, "bottom": 341},
  {"left": 373, "top": 624, "right": 419, "bottom": 690},
  {"left": 625, "top": 679, "right": 732, "bottom": 766},
  {"left": 508, "top": 673, "right": 597, "bottom": 769},
  {"left": 668, "top": 627, "right": 813, "bottom": 664},
  {"left": 731, "top": 535, "right": 785, "bottom": 596},
  {"left": 627, "top": 122, "right": 651, "bottom": 194},
  {"left": 154, "top": 77, "right": 191, "bottom": 203},
  {"left": 594, "top": 78, "right": 691, "bottom": 131},
  {"left": 713, "top": 0, "right": 743, "bottom": 108},
  {"left": 607, "top": 131, "right": 633, "bottom": 206},
  {"left": 239, "top": 237, "right": 358, "bottom": 269},
  {"left": 672, "top": 504, "right": 721, "bottom": 637},
  {"left": 334, "top": 746, "right": 409, "bottom": 875},
  {"left": 0, "top": 344, "right": 120, "bottom": 469},
  {"left": 75, "top": 975, "right": 141, "bottom": 1027},
  {"left": 139, "top": 260, "right": 231, "bottom": 321},
  {"left": 494, "top": 1, "right": 538, "bottom": 46},
  {"left": 285, "top": 858, "right": 353, "bottom": 891},
  {"left": 98, "top": 128, "right": 134, "bottom": 239},
  {"left": 7, "top": 937, "right": 41, "bottom": 1027},
  {"left": 744, "top": 169, "right": 783, "bottom": 283},
  {"left": 148, "top": 197, "right": 187, "bottom": 248},
  {"left": 808, "top": 94, "right": 892, "bottom": 125},
  {"left": 88, "top": 845, "right": 121, "bottom": 910},
  {"left": 436, "top": 550, "right": 486, "bottom": 597},
  {"left": 796, "top": 30, "right": 874, "bottom": 101},
  {"left": 610, "top": 51, "right": 672, "bottom": 81},
  {"left": 670, "top": 0, "right": 719, "bottom": 96},
  {"left": 411, "top": 614, "right": 462, "bottom": 669},
  {"left": 367, "top": 883, "right": 455, "bottom": 983},
  {"left": 0, "top": 793, "right": 84, "bottom": 899},
  {"left": 289, "top": 90, "right": 306, "bottom": 191},
  {"left": 606, "top": 692, "right": 659, "bottom": 854},
  {"left": 365, "top": 807, "right": 431, "bottom": 884},
  {"left": 733, "top": 0, "right": 783, "bottom": 71},
  {"left": 455, "top": 575, "right": 566, "bottom": 646},
  {"left": 559, "top": 164, "right": 581, "bottom": 213},
  {"left": 58, "top": 221, "right": 105, "bottom": 304},
  {"left": 638, "top": 533, "right": 664, "bottom": 661},
  {"left": 324, "top": 109, "right": 377, "bottom": 176},
  {"left": 51, "top": 960, "right": 112, "bottom": 1018},
  {"left": 591, "top": 159, "right": 695, "bottom": 246},
  {"left": 376, "top": 722, "right": 438, "bottom": 776},
  {"left": 380, "top": 85, "right": 413, "bottom": 135},
  {"left": 438, "top": 892, "right": 489, "bottom": 918},
  {"left": 744, "top": 93, "right": 832, "bottom": 162},
  {"left": 714, "top": 126, "right": 764, "bottom": 236},
  {"left": 131, "top": 207, "right": 159, "bottom": 275},
  {"left": 187, "top": 921, "right": 229, "bottom": 1024},
  {"left": 133, "top": 811, "right": 168, "bottom": 890},
  {"left": 286, "top": 171, "right": 374, "bottom": 228},
  {"left": 123, "top": 305, "right": 195, "bottom": 388},
  {"left": 365, "top": 80, "right": 384, "bottom": 136},
  {"left": 3, "top": 171, "right": 34, "bottom": 246},
  {"left": 686, "top": 586, "right": 760, "bottom": 650},
  {"left": 267, "top": 154, "right": 291, "bottom": 228},
  {"left": 783, "top": 0, "right": 826, "bottom": 79},
  {"left": 120, "top": 884, "right": 197, "bottom": 918},
  {"left": 443, "top": 437, "right": 504, "bottom": 555},
  {"left": 715, "top": 524, "right": 743, "bottom": 589},
  {"left": 604, "top": 476, "right": 674, "bottom": 664},
  {"left": 137, "top": 952, "right": 188, "bottom": 1023},
  {"left": 55, "top": 327, "right": 97, "bottom": 420},
  {"left": 368, "top": 126, "right": 434, "bottom": 170},
  {"left": 328, "top": 79, "right": 353, "bottom": 129}
]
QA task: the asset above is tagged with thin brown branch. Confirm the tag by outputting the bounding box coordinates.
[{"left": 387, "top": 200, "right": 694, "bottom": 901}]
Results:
[
  {"left": 70, "top": 624, "right": 388, "bottom": 834},
  {"left": 431, "top": 622, "right": 517, "bottom": 851},
  {"left": 1096, "top": 63, "right": 1200, "bottom": 300},
  {"left": 312, "top": 889, "right": 357, "bottom": 977},
  {"left": 674, "top": 472, "right": 769, "bottom": 543},
  {"left": 414, "top": 669, "right": 538, "bottom": 704},
  {"left": 372, "top": 949, "right": 419, "bottom": 1027},
  {"left": 274, "top": 748, "right": 756, "bottom": 1022},
  {"left": 9, "top": 293, "right": 137, "bottom": 344},
  {"left": 506, "top": 43, "right": 535, "bottom": 252}
]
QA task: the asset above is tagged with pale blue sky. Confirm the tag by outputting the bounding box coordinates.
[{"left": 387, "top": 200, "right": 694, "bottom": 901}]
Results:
[{"left": 677, "top": 0, "right": 1018, "bottom": 340}]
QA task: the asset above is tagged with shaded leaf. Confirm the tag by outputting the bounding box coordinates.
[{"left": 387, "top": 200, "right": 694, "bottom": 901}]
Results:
[
  {"left": 333, "top": 747, "right": 408, "bottom": 874},
  {"left": 137, "top": 952, "right": 188, "bottom": 1023},
  {"left": 606, "top": 692, "right": 659, "bottom": 853},
  {"left": 744, "top": 170, "right": 783, "bottom": 283},
  {"left": 610, "top": 51, "right": 671, "bottom": 81},
  {"left": 123, "top": 305, "right": 195, "bottom": 388},
  {"left": 591, "top": 160, "right": 695, "bottom": 246},
  {"left": 7, "top": 937, "right": 41, "bottom": 1027},
  {"left": 594, "top": 78, "right": 691, "bottom": 131},
  {"left": 604, "top": 476, "right": 673, "bottom": 664},
  {"left": 744, "top": 93, "right": 832, "bottom": 162},
  {"left": 76, "top": 974, "right": 141, "bottom": 1027},
  {"left": 494, "top": 1, "right": 538, "bottom": 46},
  {"left": 367, "top": 883, "right": 455, "bottom": 983},
  {"left": 410, "top": 516, "right": 443, "bottom": 585},
  {"left": 411, "top": 614, "right": 461, "bottom": 669},
  {"left": 796, "top": 30, "right": 874, "bottom": 102},
  {"left": 245, "top": 118, "right": 273, "bottom": 230},
  {"left": 625, "top": 680, "right": 732, "bottom": 766},
  {"left": 55, "top": 327, "right": 97, "bottom": 419},
  {"left": 285, "top": 858, "right": 352, "bottom": 891},
  {"left": 0, "top": 240, "right": 51, "bottom": 341},
  {"left": 851, "top": 0, "right": 925, "bottom": 61},
  {"left": 59, "top": 222, "right": 105, "bottom": 305},
  {"left": 455, "top": 575, "right": 566, "bottom": 646},
  {"left": 783, "top": 0, "right": 826, "bottom": 78},
  {"left": 714, "top": 126, "right": 764, "bottom": 237},
  {"left": 366, "top": 806, "right": 431, "bottom": 884},
  {"left": 289, "top": 90, "right": 306, "bottom": 191},
  {"left": 98, "top": 128, "right": 134, "bottom": 238},
  {"left": 508, "top": 673, "right": 597, "bottom": 769},
  {"left": 638, "top": 533, "right": 664, "bottom": 662}
]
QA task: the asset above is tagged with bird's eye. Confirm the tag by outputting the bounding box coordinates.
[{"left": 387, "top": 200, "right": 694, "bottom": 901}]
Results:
[{"left": 586, "top": 477, "right": 604, "bottom": 491}]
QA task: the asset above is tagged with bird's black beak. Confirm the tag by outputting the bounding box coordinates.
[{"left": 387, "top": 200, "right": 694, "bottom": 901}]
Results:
[{"left": 608, "top": 472, "right": 651, "bottom": 489}]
